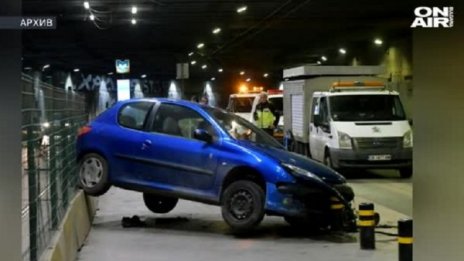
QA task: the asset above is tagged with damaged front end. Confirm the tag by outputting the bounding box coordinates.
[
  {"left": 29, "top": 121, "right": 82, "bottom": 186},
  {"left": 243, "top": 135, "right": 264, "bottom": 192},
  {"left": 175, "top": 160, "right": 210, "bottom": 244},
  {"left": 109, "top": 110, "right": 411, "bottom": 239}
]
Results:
[{"left": 265, "top": 164, "right": 357, "bottom": 232}]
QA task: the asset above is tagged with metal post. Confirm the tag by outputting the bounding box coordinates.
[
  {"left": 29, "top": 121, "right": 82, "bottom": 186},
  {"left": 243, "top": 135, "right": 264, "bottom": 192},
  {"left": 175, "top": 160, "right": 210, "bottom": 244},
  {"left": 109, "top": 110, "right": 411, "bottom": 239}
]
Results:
[
  {"left": 398, "top": 219, "right": 413, "bottom": 261},
  {"left": 358, "top": 202, "right": 376, "bottom": 250},
  {"left": 330, "top": 196, "right": 344, "bottom": 231},
  {"left": 49, "top": 119, "right": 58, "bottom": 229},
  {"left": 27, "top": 126, "right": 38, "bottom": 261}
]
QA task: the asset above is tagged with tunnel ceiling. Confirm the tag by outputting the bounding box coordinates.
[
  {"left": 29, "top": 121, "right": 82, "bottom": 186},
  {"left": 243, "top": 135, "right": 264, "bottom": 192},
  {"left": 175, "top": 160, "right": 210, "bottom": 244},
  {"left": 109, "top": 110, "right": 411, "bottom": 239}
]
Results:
[{"left": 22, "top": 0, "right": 414, "bottom": 79}]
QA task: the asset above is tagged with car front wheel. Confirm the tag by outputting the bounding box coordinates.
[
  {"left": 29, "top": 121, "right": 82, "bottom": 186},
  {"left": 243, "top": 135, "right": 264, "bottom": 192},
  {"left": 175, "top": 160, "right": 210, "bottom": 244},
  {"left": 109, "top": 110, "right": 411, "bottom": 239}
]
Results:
[
  {"left": 143, "top": 193, "right": 178, "bottom": 214},
  {"left": 78, "top": 153, "right": 111, "bottom": 196},
  {"left": 221, "top": 180, "right": 265, "bottom": 232}
]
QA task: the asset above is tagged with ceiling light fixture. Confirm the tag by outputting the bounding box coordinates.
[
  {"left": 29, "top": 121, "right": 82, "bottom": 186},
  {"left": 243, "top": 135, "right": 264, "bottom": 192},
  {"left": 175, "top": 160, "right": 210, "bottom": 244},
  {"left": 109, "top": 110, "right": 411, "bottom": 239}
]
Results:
[
  {"left": 218, "top": 68, "right": 223, "bottom": 73},
  {"left": 246, "top": 78, "right": 251, "bottom": 82},
  {"left": 131, "top": 6, "right": 138, "bottom": 14},
  {"left": 211, "top": 77, "right": 216, "bottom": 81},
  {"left": 201, "top": 64, "right": 207, "bottom": 69},
  {"left": 73, "top": 68, "right": 80, "bottom": 72},
  {"left": 141, "top": 74, "right": 146, "bottom": 78},
  {"left": 212, "top": 27, "right": 221, "bottom": 34},
  {"left": 190, "top": 60, "right": 197, "bottom": 65},
  {"left": 84, "top": 1, "right": 90, "bottom": 9},
  {"left": 237, "top": 6, "right": 247, "bottom": 13},
  {"left": 89, "top": 14, "right": 95, "bottom": 21},
  {"left": 108, "top": 72, "right": 114, "bottom": 75},
  {"left": 197, "top": 43, "right": 205, "bottom": 49},
  {"left": 339, "top": 48, "right": 347, "bottom": 54},
  {"left": 317, "top": 61, "right": 321, "bottom": 65},
  {"left": 240, "top": 71, "right": 245, "bottom": 75},
  {"left": 188, "top": 52, "right": 194, "bottom": 56},
  {"left": 263, "top": 73, "right": 269, "bottom": 78},
  {"left": 131, "top": 18, "right": 137, "bottom": 25},
  {"left": 321, "top": 56, "right": 327, "bottom": 61},
  {"left": 374, "top": 38, "right": 383, "bottom": 45},
  {"left": 42, "top": 64, "right": 50, "bottom": 70}
]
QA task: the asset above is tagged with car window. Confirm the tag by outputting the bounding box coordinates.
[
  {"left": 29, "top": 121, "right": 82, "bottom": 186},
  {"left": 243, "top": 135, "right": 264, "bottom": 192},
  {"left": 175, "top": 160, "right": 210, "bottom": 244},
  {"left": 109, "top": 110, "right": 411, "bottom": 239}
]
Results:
[
  {"left": 118, "top": 101, "right": 154, "bottom": 130},
  {"left": 150, "top": 103, "right": 215, "bottom": 139}
]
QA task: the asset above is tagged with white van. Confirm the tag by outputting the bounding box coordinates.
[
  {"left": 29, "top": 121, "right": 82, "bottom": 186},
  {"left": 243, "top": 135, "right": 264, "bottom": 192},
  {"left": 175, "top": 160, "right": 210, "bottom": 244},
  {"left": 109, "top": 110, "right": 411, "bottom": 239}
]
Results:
[
  {"left": 226, "top": 93, "right": 259, "bottom": 121},
  {"left": 310, "top": 82, "right": 412, "bottom": 178}
]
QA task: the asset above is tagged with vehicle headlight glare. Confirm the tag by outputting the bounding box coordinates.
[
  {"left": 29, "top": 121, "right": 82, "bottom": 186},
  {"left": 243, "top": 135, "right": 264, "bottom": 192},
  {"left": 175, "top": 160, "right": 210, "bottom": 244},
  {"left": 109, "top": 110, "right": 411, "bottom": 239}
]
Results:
[
  {"left": 282, "top": 163, "right": 322, "bottom": 181},
  {"left": 338, "top": 131, "right": 352, "bottom": 149},
  {"left": 403, "top": 130, "right": 413, "bottom": 148}
]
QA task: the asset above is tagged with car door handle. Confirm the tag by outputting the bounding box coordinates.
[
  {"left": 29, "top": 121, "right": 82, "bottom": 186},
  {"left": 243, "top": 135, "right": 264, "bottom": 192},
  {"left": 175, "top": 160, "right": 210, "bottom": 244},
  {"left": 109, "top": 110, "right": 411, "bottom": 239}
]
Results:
[{"left": 141, "top": 140, "right": 152, "bottom": 150}]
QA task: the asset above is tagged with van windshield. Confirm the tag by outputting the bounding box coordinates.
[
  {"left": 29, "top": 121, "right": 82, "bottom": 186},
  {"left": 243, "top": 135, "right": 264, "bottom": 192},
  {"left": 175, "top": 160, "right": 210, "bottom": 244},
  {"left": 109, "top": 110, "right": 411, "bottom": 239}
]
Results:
[
  {"left": 329, "top": 95, "right": 406, "bottom": 121},
  {"left": 228, "top": 96, "right": 255, "bottom": 113}
]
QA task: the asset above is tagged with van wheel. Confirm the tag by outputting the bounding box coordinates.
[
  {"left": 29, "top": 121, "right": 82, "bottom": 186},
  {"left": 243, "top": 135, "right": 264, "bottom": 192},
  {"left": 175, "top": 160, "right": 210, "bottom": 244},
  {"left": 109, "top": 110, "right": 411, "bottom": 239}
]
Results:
[
  {"left": 143, "top": 193, "right": 178, "bottom": 214},
  {"left": 399, "top": 168, "right": 413, "bottom": 178},
  {"left": 324, "top": 153, "right": 334, "bottom": 169},
  {"left": 221, "top": 180, "right": 265, "bottom": 232},
  {"left": 78, "top": 153, "right": 111, "bottom": 196}
]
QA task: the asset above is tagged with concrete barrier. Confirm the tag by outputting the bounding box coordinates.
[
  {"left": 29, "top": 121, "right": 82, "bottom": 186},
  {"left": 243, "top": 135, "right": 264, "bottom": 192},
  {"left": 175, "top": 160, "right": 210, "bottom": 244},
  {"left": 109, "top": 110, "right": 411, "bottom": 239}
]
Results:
[{"left": 39, "top": 190, "right": 98, "bottom": 261}]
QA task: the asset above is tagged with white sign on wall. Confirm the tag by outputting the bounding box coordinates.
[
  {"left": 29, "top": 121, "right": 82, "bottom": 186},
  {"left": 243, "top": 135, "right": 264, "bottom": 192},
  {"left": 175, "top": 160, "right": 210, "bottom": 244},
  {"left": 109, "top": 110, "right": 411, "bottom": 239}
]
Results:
[{"left": 117, "top": 79, "right": 131, "bottom": 101}]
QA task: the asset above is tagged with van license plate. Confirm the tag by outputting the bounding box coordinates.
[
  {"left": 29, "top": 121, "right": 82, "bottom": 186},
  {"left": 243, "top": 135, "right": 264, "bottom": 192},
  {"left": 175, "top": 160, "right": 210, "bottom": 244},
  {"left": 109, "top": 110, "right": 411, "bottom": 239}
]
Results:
[{"left": 368, "top": 155, "right": 391, "bottom": 161}]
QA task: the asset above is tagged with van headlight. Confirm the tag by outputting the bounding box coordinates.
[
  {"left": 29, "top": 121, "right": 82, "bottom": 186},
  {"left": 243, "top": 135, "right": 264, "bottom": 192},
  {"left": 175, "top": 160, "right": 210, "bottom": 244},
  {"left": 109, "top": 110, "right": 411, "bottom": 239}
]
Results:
[
  {"left": 338, "top": 131, "right": 352, "bottom": 149},
  {"left": 281, "top": 163, "right": 322, "bottom": 181},
  {"left": 403, "top": 130, "right": 413, "bottom": 148}
]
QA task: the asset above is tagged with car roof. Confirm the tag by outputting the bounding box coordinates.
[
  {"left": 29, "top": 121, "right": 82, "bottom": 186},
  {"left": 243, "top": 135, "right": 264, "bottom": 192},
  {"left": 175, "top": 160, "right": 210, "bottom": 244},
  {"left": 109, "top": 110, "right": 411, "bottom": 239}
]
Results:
[{"left": 116, "top": 97, "right": 209, "bottom": 109}]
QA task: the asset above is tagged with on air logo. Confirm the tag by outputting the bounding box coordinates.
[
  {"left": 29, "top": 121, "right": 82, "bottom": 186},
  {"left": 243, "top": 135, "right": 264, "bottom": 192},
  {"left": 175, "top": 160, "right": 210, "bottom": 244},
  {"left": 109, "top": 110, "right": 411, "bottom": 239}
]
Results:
[{"left": 411, "top": 6, "right": 454, "bottom": 28}]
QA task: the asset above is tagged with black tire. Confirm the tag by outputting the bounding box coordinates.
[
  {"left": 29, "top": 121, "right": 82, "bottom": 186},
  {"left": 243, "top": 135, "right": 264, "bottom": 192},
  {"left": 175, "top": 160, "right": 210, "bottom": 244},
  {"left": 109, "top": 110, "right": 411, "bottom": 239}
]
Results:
[
  {"left": 324, "top": 152, "right": 335, "bottom": 170},
  {"left": 143, "top": 193, "right": 178, "bottom": 214},
  {"left": 399, "top": 168, "right": 413, "bottom": 178},
  {"left": 221, "top": 180, "right": 265, "bottom": 232},
  {"left": 78, "top": 153, "right": 111, "bottom": 196}
]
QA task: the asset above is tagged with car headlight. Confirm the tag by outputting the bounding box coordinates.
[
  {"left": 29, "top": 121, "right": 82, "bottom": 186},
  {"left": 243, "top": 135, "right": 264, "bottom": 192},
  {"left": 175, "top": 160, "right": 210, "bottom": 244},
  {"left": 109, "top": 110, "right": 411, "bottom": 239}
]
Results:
[
  {"left": 403, "top": 130, "right": 413, "bottom": 148},
  {"left": 338, "top": 131, "right": 352, "bottom": 149},
  {"left": 281, "top": 163, "right": 322, "bottom": 181}
]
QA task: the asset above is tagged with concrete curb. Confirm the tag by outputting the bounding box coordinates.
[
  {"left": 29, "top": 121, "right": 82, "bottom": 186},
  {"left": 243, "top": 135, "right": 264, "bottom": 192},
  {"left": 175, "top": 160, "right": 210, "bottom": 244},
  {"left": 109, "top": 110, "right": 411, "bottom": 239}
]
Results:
[{"left": 39, "top": 190, "right": 98, "bottom": 261}]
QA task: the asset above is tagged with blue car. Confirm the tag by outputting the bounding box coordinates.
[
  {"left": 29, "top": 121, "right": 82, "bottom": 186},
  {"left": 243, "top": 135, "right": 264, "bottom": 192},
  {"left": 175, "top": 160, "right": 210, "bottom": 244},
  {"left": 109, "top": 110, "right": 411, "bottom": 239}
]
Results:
[{"left": 77, "top": 98, "right": 356, "bottom": 232}]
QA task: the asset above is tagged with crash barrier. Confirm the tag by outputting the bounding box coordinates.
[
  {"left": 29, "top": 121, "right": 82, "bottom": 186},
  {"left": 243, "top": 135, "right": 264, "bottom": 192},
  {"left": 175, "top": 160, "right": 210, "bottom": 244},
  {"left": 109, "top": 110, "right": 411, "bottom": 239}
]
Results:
[
  {"left": 398, "top": 219, "right": 413, "bottom": 261},
  {"left": 358, "top": 202, "right": 376, "bottom": 249},
  {"left": 22, "top": 73, "right": 89, "bottom": 261},
  {"left": 39, "top": 191, "right": 97, "bottom": 261}
]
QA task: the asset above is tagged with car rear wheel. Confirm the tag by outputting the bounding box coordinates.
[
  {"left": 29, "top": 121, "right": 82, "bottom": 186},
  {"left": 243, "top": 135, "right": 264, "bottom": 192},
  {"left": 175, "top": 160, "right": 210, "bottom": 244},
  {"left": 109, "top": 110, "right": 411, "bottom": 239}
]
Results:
[
  {"left": 143, "top": 193, "right": 178, "bottom": 214},
  {"left": 399, "top": 168, "right": 413, "bottom": 178},
  {"left": 221, "top": 180, "right": 265, "bottom": 232},
  {"left": 78, "top": 153, "right": 111, "bottom": 196}
]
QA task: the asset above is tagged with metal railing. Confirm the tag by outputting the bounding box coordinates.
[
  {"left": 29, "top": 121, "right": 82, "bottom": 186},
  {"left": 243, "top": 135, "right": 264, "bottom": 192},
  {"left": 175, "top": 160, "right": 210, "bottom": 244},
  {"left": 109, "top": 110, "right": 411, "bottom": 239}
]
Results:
[{"left": 21, "top": 74, "right": 88, "bottom": 261}]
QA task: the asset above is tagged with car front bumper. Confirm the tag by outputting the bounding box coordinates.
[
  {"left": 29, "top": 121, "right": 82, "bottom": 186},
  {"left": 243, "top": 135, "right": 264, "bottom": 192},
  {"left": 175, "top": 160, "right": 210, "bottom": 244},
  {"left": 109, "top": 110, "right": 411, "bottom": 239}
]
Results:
[
  {"left": 330, "top": 147, "right": 412, "bottom": 169},
  {"left": 265, "top": 181, "right": 356, "bottom": 231}
]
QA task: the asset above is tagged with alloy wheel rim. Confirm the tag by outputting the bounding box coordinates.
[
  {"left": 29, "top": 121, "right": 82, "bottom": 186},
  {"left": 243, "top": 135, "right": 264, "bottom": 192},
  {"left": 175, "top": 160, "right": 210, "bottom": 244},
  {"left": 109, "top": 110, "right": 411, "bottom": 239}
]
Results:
[{"left": 79, "top": 157, "right": 103, "bottom": 188}]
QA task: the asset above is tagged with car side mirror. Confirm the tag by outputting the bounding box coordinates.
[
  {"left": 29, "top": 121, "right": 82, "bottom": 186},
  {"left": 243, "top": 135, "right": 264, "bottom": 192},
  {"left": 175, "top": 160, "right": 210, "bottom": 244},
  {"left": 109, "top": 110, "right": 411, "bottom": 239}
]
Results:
[
  {"left": 408, "top": 118, "right": 413, "bottom": 126},
  {"left": 193, "top": 129, "right": 213, "bottom": 143}
]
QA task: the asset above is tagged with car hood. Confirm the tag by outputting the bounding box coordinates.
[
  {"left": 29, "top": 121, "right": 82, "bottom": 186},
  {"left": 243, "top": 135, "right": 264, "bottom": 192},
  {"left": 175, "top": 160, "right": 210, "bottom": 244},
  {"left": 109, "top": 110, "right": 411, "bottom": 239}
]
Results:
[{"left": 237, "top": 141, "right": 346, "bottom": 184}]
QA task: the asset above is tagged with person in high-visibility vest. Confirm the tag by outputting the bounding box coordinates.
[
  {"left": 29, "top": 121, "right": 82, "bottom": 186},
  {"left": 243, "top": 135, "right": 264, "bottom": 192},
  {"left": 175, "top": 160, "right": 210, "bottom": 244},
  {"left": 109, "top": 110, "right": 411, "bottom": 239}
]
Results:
[{"left": 253, "top": 92, "right": 276, "bottom": 136}]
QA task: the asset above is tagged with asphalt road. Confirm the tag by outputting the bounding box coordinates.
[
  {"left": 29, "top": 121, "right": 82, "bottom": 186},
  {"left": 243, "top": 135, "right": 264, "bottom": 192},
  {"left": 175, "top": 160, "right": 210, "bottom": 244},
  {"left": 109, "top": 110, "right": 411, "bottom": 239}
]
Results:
[
  {"left": 77, "top": 173, "right": 412, "bottom": 261},
  {"left": 344, "top": 169, "right": 413, "bottom": 217}
]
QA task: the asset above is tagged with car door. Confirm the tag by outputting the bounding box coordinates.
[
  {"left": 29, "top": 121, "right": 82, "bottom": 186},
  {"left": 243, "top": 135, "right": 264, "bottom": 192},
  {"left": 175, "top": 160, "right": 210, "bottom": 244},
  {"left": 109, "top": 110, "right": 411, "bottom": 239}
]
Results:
[
  {"left": 310, "top": 96, "right": 331, "bottom": 162},
  {"left": 135, "top": 103, "right": 219, "bottom": 191}
]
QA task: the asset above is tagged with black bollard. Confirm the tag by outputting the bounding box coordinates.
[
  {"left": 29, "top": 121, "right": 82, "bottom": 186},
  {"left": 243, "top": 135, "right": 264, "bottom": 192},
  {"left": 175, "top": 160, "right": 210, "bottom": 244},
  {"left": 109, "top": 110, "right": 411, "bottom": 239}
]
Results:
[
  {"left": 358, "top": 202, "right": 376, "bottom": 250},
  {"left": 330, "top": 196, "right": 345, "bottom": 231},
  {"left": 398, "top": 219, "right": 413, "bottom": 261}
]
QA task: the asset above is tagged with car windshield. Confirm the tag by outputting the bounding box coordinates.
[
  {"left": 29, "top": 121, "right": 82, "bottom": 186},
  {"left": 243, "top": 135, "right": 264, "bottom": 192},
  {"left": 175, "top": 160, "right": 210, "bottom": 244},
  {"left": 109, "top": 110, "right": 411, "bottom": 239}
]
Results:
[
  {"left": 329, "top": 95, "right": 406, "bottom": 121},
  {"left": 269, "top": 97, "right": 283, "bottom": 112},
  {"left": 204, "top": 107, "right": 283, "bottom": 149},
  {"left": 227, "top": 96, "right": 254, "bottom": 113}
]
